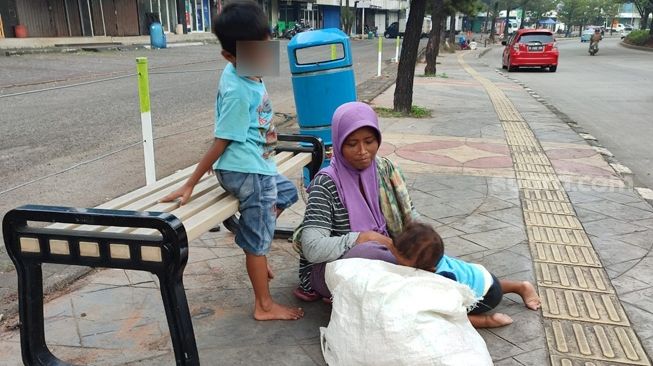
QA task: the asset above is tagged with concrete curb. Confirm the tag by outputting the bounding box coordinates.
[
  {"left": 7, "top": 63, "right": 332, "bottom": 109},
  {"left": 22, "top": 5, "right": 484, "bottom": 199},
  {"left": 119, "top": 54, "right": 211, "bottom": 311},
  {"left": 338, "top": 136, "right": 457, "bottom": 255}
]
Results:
[
  {"left": 3, "top": 40, "right": 218, "bottom": 57},
  {"left": 358, "top": 45, "right": 427, "bottom": 103},
  {"left": 0, "top": 33, "right": 217, "bottom": 49},
  {"left": 620, "top": 40, "right": 653, "bottom": 52},
  {"left": 478, "top": 45, "right": 500, "bottom": 58}
]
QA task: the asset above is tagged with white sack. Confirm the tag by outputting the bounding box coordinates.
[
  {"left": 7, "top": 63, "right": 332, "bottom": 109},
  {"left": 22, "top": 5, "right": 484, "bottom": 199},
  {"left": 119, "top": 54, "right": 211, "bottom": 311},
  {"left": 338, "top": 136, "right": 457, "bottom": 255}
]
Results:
[{"left": 320, "top": 258, "right": 493, "bottom": 366}]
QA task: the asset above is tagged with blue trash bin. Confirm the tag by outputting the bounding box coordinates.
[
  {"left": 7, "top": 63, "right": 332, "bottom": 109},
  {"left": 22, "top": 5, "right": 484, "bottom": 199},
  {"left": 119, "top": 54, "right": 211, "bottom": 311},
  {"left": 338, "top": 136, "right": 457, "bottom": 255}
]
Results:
[
  {"left": 288, "top": 28, "right": 356, "bottom": 186},
  {"left": 150, "top": 22, "right": 167, "bottom": 49}
]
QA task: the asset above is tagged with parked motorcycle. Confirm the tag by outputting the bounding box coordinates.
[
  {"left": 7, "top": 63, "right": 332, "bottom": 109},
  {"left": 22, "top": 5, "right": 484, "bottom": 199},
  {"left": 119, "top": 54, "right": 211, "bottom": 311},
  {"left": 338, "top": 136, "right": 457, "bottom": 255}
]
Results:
[
  {"left": 282, "top": 26, "right": 296, "bottom": 39},
  {"left": 364, "top": 25, "right": 378, "bottom": 37},
  {"left": 282, "top": 21, "right": 313, "bottom": 39}
]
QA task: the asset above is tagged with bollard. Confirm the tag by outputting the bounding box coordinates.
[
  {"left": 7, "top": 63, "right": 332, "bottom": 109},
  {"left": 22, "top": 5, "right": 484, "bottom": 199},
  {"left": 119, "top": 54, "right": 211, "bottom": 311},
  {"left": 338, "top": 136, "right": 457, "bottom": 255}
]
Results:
[
  {"left": 136, "top": 57, "right": 157, "bottom": 186},
  {"left": 394, "top": 35, "right": 400, "bottom": 63},
  {"left": 377, "top": 36, "right": 382, "bottom": 77},
  {"left": 331, "top": 43, "right": 337, "bottom": 60}
]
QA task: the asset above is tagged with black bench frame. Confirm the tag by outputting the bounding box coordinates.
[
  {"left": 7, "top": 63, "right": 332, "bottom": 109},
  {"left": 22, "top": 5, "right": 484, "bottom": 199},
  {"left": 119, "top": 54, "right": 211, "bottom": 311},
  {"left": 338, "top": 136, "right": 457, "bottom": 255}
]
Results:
[{"left": 3, "top": 205, "right": 198, "bottom": 366}]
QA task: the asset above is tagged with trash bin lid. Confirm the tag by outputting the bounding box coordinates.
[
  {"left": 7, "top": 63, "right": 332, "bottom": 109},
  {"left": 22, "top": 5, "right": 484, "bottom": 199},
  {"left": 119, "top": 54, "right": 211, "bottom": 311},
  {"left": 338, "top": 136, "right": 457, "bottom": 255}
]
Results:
[{"left": 288, "top": 28, "right": 353, "bottom": 74}]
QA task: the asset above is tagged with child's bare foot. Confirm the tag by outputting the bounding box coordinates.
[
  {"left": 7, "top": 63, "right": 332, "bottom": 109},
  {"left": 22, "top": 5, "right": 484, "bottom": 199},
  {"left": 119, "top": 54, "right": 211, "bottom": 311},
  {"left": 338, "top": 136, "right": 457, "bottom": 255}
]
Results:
[
  {"left": 267, "top": 263, "right": 275, "bottom": 281},
  {"left": 254, "top": 300, "right": 304, "bottom": 321},
  {"left": 469, "top": 313, "right": 513, "bottom": 328},
  {"left": 519, "top": 281, "right": 541, "bottom": 310}
]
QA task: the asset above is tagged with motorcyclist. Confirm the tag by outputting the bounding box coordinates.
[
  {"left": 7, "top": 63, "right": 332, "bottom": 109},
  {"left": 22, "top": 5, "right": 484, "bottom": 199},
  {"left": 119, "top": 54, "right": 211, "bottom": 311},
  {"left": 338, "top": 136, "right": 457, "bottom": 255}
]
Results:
[{"left": 589, "top": 28, "right": 602, "bottom": 50}]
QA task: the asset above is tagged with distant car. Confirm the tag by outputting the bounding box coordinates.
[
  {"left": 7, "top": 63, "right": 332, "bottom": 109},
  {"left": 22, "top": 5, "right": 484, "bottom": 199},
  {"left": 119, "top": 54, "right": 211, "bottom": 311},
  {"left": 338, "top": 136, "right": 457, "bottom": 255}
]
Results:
[
  {"left": 581, "top": 29, "right": 594, "bottom": 42},
  {"left": 502, "top": 29, "right": 559, "bottom": 72},
  {"left": 384, "top": 22, "right": 403, "bottom": 38},
  {"left": 611, "top": 23, "right": 631, "bottom": 32},
  {"left": 621, "top": 29, "right": 632, "bottom": 39}
]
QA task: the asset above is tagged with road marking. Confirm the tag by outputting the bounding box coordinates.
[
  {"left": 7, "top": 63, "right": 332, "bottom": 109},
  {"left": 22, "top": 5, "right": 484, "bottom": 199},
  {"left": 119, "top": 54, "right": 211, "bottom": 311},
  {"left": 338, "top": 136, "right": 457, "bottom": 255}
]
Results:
[{"left": 457, "top": 53, "right": 651, "bottom": 366}]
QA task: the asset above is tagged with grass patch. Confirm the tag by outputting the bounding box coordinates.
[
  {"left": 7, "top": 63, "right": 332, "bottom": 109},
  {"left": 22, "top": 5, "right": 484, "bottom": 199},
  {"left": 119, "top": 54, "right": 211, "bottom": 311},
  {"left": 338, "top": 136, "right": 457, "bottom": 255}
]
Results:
[
  {"left": 421, "top": 72, "right": 448, "bottom": 78},
  {"left": 625, "top": 29, "right": 653, "bottom": 47},
  {"left": 374, "top": 106, "right": 431, "bottom": 118}
]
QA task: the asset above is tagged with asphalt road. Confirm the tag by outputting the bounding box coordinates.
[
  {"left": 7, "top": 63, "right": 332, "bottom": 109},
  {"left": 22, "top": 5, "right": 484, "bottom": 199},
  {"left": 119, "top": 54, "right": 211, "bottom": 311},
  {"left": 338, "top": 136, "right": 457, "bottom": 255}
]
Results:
[
  {"left": 0, "top": 38, "right": 396, "bottom": 250},
  {"left": 483, "top": 37, "right": 653, "bottom": 189}
]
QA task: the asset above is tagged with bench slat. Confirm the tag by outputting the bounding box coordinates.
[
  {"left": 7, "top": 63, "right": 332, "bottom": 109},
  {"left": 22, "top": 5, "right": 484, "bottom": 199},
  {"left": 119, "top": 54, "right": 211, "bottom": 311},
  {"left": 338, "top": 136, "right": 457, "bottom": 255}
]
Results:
[
  {"left": 182, "top": 152, "right": 312, "bottom": 241},
  {"left": 133, "top": 152, "right": 311, "bottom": 240},
  {"left": 45, "top": 164, "right": 199, "bottom": 231},
  {"left": 98, "top": 175, "right": 226, "bottom": 234},
  {"left": 45, "top": 152, "right": 295, "bottom": 231}
]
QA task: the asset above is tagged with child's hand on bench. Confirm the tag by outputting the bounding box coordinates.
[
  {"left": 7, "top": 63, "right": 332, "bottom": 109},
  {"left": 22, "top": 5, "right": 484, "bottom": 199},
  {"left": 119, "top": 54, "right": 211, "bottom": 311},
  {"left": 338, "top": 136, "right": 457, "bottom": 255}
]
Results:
[{"left": 160, "top": 184, "right": 194, "bottom": 206}]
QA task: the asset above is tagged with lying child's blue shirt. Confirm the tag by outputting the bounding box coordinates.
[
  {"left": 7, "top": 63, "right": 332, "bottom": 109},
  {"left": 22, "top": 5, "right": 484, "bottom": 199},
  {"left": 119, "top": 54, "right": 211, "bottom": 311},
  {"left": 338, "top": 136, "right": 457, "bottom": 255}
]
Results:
[{"left": 436, "top": 255, "right": 492, "bottom": 298}]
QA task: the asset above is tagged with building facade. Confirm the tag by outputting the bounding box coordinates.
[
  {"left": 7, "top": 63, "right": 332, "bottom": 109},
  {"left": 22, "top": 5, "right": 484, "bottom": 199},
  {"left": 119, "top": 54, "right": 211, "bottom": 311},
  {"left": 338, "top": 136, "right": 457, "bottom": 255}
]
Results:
[
  {"left": 0, "top": 0, "right": 408, "bottom": 38},
  {"left": 0, "top": 0, "right": 216, "bottom": 38}
]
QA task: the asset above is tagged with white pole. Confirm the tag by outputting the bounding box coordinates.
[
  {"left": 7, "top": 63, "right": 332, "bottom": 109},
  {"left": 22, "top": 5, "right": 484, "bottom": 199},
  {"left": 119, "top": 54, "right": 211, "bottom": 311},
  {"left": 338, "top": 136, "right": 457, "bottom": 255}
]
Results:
[
  {"left": 200, "top": 0, "right": 205, "bottom": 31},
  {"left": 362, "top": 5, "right": 365, "bottom": 38},
  {"left": 195, "top": 0, "right": 200, "bottom": 31},
  {"left": 377, "top": 35, "right": 382, "bottom": 76},
  {"left": 99, "top": 0, "right": 107, "bottom": 36},
  {"left": 165, "top": 0, "right": 171, "bottom": 32},
  {"left": 394, "top": 35, "right": 399, "bottom": 62},
  {"left": 87, "top": 0, "right": 94, "bottom": 37}
]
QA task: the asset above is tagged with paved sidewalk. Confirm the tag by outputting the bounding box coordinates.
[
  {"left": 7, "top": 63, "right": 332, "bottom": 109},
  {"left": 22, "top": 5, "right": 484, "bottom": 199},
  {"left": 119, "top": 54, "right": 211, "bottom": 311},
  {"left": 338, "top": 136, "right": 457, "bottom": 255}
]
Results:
[{"left": 1, "top": 50, "right": 653, "bottom": 365}]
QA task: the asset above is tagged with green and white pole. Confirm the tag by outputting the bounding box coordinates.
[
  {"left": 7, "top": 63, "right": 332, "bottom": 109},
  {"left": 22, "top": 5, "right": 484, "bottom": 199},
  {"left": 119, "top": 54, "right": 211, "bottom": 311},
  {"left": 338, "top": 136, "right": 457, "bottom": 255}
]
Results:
[
  {"left": 394, "top": 35, "right": 400, "bottom": 63},
  {"left": 377, "top": 36, "right": 382, "bottom": 76},
  {"left": 136, "top": 57, "right": 156, "bottom": 186}
]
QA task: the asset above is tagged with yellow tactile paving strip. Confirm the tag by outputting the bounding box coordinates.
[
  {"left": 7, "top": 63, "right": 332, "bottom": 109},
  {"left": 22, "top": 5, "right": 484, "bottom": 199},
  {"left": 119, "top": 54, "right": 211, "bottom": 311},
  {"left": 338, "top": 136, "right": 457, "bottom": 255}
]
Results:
[{"left": 457, "top": 54, "right": 652, "bottom": 366}]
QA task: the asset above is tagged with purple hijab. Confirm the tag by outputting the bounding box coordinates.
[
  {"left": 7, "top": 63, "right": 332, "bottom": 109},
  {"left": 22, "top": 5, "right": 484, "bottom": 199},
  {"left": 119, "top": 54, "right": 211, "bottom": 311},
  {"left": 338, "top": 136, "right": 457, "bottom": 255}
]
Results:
[{"left": 317, "top": 102, "right": 388, "bottom": 235}]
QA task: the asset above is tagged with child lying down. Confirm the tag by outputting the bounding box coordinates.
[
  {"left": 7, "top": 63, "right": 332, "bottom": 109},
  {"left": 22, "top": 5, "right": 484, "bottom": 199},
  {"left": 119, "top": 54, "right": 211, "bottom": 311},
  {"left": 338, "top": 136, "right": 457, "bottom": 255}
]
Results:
[{"left": 389, "top": 222, "right": 541, "bottom": 328}]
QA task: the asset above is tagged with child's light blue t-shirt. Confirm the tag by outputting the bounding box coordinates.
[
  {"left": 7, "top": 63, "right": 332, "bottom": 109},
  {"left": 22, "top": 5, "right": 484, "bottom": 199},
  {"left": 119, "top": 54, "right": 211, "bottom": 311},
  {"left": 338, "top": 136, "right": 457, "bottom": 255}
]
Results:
[
  {"left": 436, "top": 255, "right": 490, "bottom": 298},
  {"left": 213, "top": 63, "right": 277, "bottom": 175}
]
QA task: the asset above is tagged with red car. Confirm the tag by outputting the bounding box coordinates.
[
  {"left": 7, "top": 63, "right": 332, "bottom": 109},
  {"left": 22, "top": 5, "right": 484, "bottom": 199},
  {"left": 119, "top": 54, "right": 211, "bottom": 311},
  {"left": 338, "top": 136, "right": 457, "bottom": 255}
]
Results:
[{"left": 502, "top": 29, "right": 559, "bottom": 72}]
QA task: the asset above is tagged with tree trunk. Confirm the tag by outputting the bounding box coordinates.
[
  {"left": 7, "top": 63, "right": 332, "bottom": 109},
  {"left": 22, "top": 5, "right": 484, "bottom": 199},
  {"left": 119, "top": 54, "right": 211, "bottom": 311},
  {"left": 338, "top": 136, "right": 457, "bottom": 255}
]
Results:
[
  {"left": 424, "top": 0, "right": 444, "bottom": 75},
  {"left": 343, "top": 0, "right": 351, "bottom": 35},
  {"left": 393, "top": 0, "right": 427, "bottom": 113},
  {"left": 490, "top": 1, "right": 498, "bottom": 43},
  {"left": 637, "top": 5, "right": 650, "bottom": 29},
  {"left": 448, "top": 13, "right": 456, "bottom": 45},
  {"left": 504, "top": 1, "right": 512, "bottom": 37},
  {"left": 565, "top": 9, "right": 574, "bottom": 37},
  {"left": 519, "top": 5, "right": 525, "bottom": 29}
]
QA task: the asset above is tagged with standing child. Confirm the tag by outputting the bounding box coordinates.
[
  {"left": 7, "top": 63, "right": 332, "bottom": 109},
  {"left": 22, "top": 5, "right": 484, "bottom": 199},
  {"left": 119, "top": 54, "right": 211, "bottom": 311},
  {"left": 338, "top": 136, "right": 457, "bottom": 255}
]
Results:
[
  {"left": 161, "top": 0, "right": 303, "bottom": 321},
  {"left": 389, "top": 222, "right": 541, "bottom": 328}
]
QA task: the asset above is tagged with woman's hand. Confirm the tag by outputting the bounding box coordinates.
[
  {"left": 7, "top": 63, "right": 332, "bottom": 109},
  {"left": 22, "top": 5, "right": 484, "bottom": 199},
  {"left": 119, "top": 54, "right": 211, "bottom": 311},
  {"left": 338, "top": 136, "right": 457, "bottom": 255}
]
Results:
[{"left": 357, "top": 231, "right": 393, "bottom": 247}]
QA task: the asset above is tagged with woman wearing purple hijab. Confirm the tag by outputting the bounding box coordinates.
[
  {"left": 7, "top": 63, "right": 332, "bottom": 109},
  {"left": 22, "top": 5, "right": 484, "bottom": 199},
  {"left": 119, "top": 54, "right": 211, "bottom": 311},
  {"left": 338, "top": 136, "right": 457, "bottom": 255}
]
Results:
[{"left": 293, "top": 102, "right": 417, "bottom": 300}]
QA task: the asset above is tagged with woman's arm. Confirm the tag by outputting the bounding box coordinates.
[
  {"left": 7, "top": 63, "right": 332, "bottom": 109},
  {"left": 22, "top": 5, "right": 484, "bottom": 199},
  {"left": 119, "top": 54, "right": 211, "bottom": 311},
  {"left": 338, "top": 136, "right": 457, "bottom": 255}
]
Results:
[
  {"left": 300, "top": 176, "right": 359, "bottom": 263},
  {"left": 301, "top": 227, "right": 359, "bottom": 263}
]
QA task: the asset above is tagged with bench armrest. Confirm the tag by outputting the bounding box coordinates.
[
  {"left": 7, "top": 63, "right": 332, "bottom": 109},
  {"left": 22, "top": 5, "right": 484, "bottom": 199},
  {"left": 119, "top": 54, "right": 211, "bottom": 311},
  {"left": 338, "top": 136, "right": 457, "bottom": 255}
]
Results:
[{"left": 276, "top": 134, "right": 325, "bottom": 181}]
